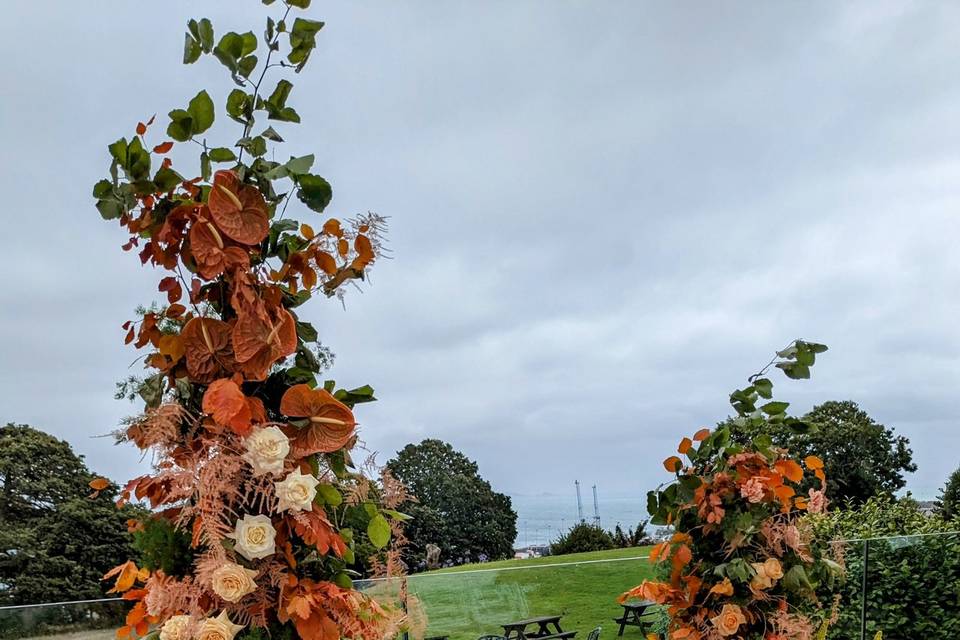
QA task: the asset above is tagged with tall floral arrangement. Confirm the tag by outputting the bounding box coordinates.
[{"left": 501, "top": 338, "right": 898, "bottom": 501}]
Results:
[
  {"left": 92, "top": 4, "right": 407, "bottom": 640},
  {"left": 625, "top": 341, "right": 844, "bottom": 640}
]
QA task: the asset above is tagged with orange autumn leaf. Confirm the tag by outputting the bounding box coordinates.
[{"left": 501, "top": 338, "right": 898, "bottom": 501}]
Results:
[
  {"left": 678, "top": 437, "right": 693, "bottom": 455},
  {"left": 315, "top": 250, "right": 337, "bottom": 276},
  {"left": 90, "top": 478, "right": 110, "bottom": 491},
  {"left": 693, "top": 428, "right": 710, "bottom": 441},
  {"left": 337, "top": 238, "right": 348, "bottom": 257},
  {"left": 157, "top": 334, "right": 185, "bottom": 364},
  {"left": 322, "top": 218, "right": 343, "bottom": 237},
  {"left": 181, "top": 317, "right": 235, "bottom": 383},
  {"left": 300, "top": 223, "right": 315, "bottom": 240},
  {"left": 103, "top": 560, "right": 139, "bottom": 593},
  {"left": 709, "top": 577, "right": 734, "bottom": 597},
  {"left": 202, "top": 378, "right": 252, "bottom": 436},
  {"left": 281, "top": 384, "right": 357, "bottom": 456},
  {"left": 233, "top": 306, "right": 297, "bottom": 380},
  {"left": 208, "top": 170, "right": 270, "bottom": 245},
  {"left": 153, "top": 141, "right": 174, "bottom": 154},
  {"left": 351, "top": 234, "right": 375, "bottom": 270},
  {"left": 775, "top": 459, "right": 804, "bottom": 483},
  {"left": 663, "top": 456, "right": 683, "bottom": 473},
  {"left": 805, "top": 455, "right": 824, "bottom": 470}
]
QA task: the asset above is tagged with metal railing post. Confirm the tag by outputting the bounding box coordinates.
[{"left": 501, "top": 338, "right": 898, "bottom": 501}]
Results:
[{"left": 859, "top": 538, "right": 869, "bottom": 640}]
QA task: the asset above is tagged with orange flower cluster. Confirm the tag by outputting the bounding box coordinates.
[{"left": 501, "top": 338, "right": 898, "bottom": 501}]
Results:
[
  {"left": 99, "top": 117, "right": 399, "bottom": 640},
  {"left": 622, "top": 427, "right": 832, "bottom": 640}
]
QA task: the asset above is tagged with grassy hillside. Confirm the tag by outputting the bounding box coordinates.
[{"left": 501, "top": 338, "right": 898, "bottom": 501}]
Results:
[{"left": 362, "top": 547, "right": 660, "bottom": 640}]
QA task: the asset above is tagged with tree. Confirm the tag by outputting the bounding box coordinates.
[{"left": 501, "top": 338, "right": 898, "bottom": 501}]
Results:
[
  {"left": 386, "top": 440, "right": 517, "bottom": 569},
  {"left": 729, "top": 400, "right": 916, "bottom": 508},
  {"left": 935, "top": 466, "right": 960, "bottom": 521},
  {"left": 0, "top": 424, "right": 139, "bottom": 605},
  {"left": 551, "top": 523, "right": 614, "bottom": 555}
]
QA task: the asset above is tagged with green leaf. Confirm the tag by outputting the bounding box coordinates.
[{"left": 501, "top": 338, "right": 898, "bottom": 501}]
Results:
[
  {"left": 264, "top": 154, "right": 314, "bottom": 180},
  {"left": 261, "top": 79, "right": 300, "bottom": 122},
  {"left": 783, "top": 565, "right": 814, "bottom": 593},
  {"left": 382, "top": 509, "right": 412, "bottom": 521},
  {"left": 367, "top": 513, "right": 390, "bottom": 549},
  {"left": 237, "top": 136, "right": 267, "bottom": 158},
  {"left": 238, "top": 54, "right": 258, "bottom": 79},
  {"left": 297, "top": 174, "right": 332, "bottom": 212},
  {"left": 166, "top": 109, "right": 193, "bottom": 142},
  {"left": 208, "top": 147, "right": 237, "bottom": 163},
  {"left": 333, "top": 385, "right": 377, "bottom": 407},
  {"left": 777, "top": 362, "right": 810, "bottom": 379},
  {"left": 187, "top": 90, "right": 215, "bottom": 135},
  {"left": 753, "top": 377, "right": 773, "bottom": 399},
  {"left": 200, "top": 151, "right": 211, "bottom": 182},
  {"left": 261, "top": 126, "right": 284, "bottom": 141},
  {"left": 183, "top": 34, "right": 201, "bottom": 64},
  {"left": 153, "top": 166, "right": 183, "bottom": 192},
  {"left": 287, "top": 0, "right": 311, "bottom": 7},
  {"left": 761, "top": 401, "right": 790, "bottom": 415},
  {"left": 296, "top": 321, "right": 318, "bottom": 343},
  {"left": 96, "top": 198, "right": 124, "bottom": 220},
  {"left": 288, "top": 18, "right": 324, "bottom": 69},
  {"left": 92, "top": 179, "right": 113, "bottom": 199},
  {"left": 197, "top": 18, "right": 214, "bottom": 52},
  {"left": 138, "top": 374, "right": 165, "bottom": 409},
  {"left": 214, "top": 31, "right": 258, "bottom": 81},
  {"left": 226, "top": 89, "right": 253, "bottom": 125},
  {"left": 315, "top": 484, "right": 342, "bottom": 507}
]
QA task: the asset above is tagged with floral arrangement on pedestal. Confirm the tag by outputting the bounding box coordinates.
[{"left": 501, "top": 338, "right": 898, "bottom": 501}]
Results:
[
  {"left": 625, "top": 341, "right": 844, "bottom": 640},
  {"left": 92, "top": 3, "right": 408, "bottom": 640}
]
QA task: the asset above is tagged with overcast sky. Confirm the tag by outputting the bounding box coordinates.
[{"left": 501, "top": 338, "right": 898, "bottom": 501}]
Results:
[{"left": 1, "top": 1, "right": 958, "bottom": 503}]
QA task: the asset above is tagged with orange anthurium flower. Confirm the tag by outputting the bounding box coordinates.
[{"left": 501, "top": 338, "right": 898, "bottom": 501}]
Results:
[
  {"left": 232, "top": 306, "right": 297, "bottom": 380},
  {"left": 280, "top": 384, "right": 357, "bottom": 456},
  {"left": 208, "top": 170, "right": 270, "bottom": 245},
  {"left": 181, "top": 317, "right": 235, "bottom": 383}
]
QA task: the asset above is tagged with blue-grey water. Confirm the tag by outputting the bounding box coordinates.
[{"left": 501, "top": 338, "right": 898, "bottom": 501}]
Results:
[
  {"left": 507, "top": 487, "right": 940, "bottom": 549},
  {"left": 508, "top": 493, "right": 650, "bottom": 548}
]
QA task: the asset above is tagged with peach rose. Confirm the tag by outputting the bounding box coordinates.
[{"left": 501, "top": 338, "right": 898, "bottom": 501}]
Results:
[
  {"left": 211, "top": 561, "right": 258, "bottom": 602},
  {"left": 763, "top": 557, "right": 784, "bottom": 581},
  {"left": 710, "top": 603, "right": 747, "bottom": 636},
  {"left": 740, "top": 476, "right": 766, "bottom": 503},
  {"left": 159, "top": 615, "right": 192, "bottom": 640},
  {"left": 197, "top": 611, "right": 244, "bottom": 640}
]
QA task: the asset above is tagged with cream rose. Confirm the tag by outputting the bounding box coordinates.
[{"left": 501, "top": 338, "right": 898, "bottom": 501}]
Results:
[
  {"left": 197, "top": 611, "right": 244, "bottom": 640},
  {"left": 243, "top": 426, "right": 290, "bottom": 476},
  {"left": 751, "top": 561, "right": 774, "bottom": 590},
  {"left": 227, "top": 514, "right": 276, "bottom": 561},
  {"left": 710, "top": 603, "right": 746, "bottom": 637},
  {"left": 159, "top": 615, "right": 192, "bottom": 640},
  {"left": 763, "top": 557, "right": 784, "bottom": 580},
  {"left": 275, "top": 468, "right": 320, "bottom": 513},
  {"left": 211, "top": 561, "right": 258, "bottom": 602}
]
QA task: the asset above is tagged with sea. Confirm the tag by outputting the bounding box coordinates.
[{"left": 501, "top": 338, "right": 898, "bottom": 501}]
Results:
[
  {"left": 508, "top": 493, "right": 650, "bottom": 549},
  {"left": 507, "top": 486, "right": 941, "bottom": 549}
]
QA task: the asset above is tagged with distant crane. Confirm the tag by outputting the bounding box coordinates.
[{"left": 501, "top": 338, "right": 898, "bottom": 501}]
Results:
[
  {"left": 575, "top": 480, "right": 584, "bottom": 522},
  {"left": 592, "top": 485, "right": 601, "bottom": 527}
]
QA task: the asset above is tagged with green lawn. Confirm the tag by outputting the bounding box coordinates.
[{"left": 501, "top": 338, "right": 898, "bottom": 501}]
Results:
[{"left": 363, "top": 547, "right": 659, "bottom": 640}]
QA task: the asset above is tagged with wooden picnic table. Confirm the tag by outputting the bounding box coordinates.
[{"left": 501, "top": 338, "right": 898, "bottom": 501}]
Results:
[
  {"left": 501, "top": 615, "right": 576, "bottom": 640},
  {"left": 613, "top": 601, "right": 658, "bottom": 636}
]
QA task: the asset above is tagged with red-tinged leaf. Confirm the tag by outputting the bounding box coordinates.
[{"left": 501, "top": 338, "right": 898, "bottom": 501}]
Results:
[
  {"left": 153, "top": 141, "right": 174, "bottom": 154},
  {"left": 678, "top": 437, "right": 693, "bottom": 455},
  {"left": 124, "top": 327, "right": 135, "bottom": 344},
  {"left": 663, "top": 456, "right": 682, "bottom": 473},
  {"left": 136, "top": 122, "right": 146, "bottom": 135},
  {"left": 166, "top": 303, "right": 186, "bottom": 318},
  {"left": 693, "top": 428, "right": 710, "bottom": 441}
]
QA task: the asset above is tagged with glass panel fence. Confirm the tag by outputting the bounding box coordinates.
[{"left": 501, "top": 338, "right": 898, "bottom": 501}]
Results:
[{"left": 0, "top": 599, "right": 125, "bottom": 640}]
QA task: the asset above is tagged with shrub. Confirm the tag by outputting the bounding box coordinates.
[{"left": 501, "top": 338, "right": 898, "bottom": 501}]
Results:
[
  {"left": 551, "top": 523, "right": 615, "bottom": 555},
  {"left": 807, "top": 495, "right": 960, "bottom": 640}
]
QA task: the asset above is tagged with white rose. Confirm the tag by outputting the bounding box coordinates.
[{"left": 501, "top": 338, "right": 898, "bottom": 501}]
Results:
[
  {"left": 211, "top": 561, "right": 258, "bottom": 602},
  {"left": 243, "top": 426, "right": 290, "bottom": 476},
  {"left": 227, "top": 513, "right": 276, "bottom": 561},
  {"left": 159, "top": 615, "right": 192, "bottom": 640},
  {"left": 197, "top": 611, "right": 244, "bottom": 640},
  {"left": 274, "top": 468, "right": 320, "bottom": 513}
]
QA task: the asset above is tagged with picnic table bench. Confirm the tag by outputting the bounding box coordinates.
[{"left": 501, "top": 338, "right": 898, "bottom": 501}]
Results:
[
  {"left": 502, "top": 615, "right": 577, "bottom": 640},
  {"left": 613, "top": 601, "right": 658, "bottom": 636}
]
